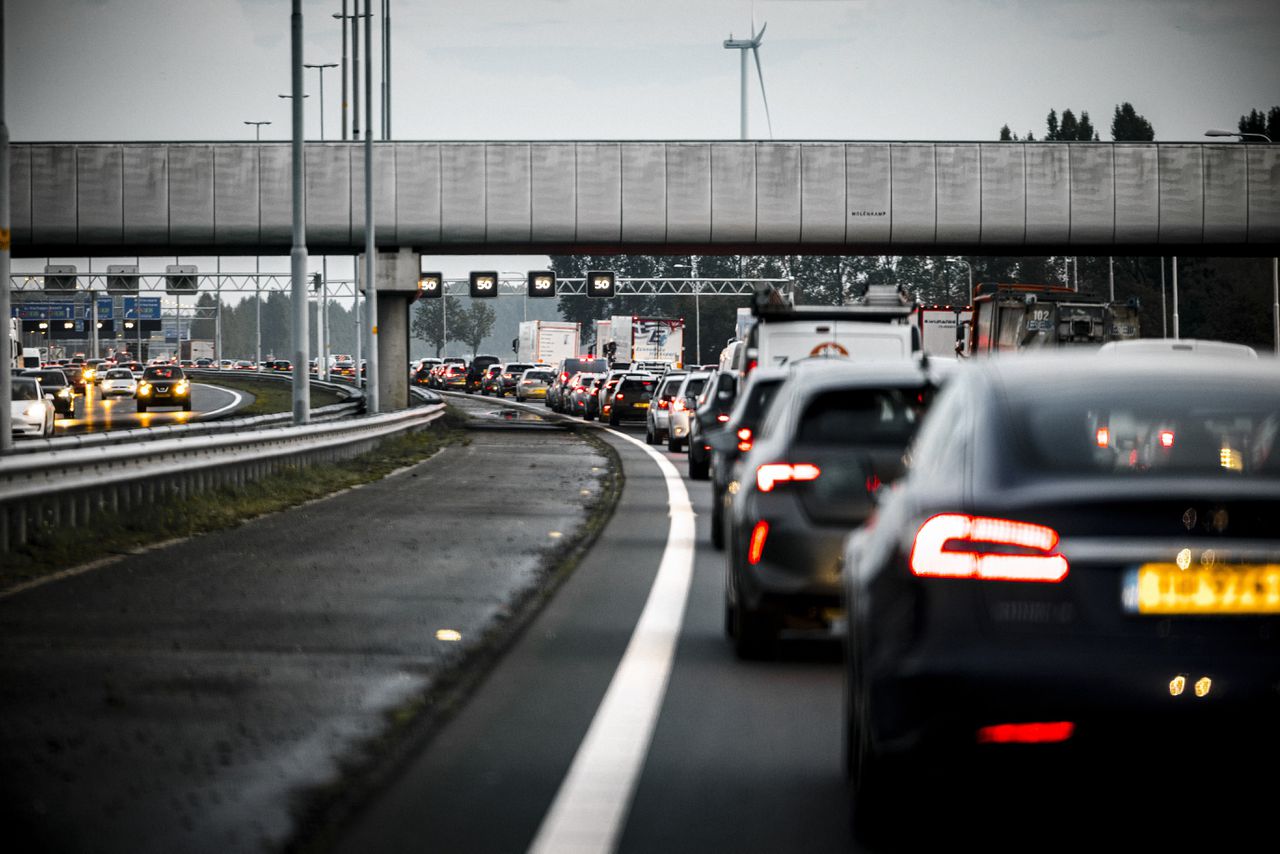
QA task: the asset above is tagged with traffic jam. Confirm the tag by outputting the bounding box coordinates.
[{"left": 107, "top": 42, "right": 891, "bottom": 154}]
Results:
[{"left": 426, "top": 282, "right": 1280, "bottom": 841}]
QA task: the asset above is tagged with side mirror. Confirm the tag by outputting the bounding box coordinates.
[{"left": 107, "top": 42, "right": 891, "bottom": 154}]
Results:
[{"left": 45, "top": 393, "right": 55, "bottom": 401}]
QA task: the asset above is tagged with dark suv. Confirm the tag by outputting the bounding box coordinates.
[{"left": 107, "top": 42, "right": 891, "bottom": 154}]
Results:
[
  {"left": 137, "top": 365, "right": 192, "bottom": 412},
  {"left": 466, "top": 355, "right": 501, "bottom": 393}
]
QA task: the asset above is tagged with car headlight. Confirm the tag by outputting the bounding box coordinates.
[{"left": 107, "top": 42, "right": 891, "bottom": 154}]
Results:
[
  {"left": 138, "top": 383, "right": 152, "bottom": 395},
  {"left": 58, "top": 387, "right": 72, "bottom": 398},
  {"left": 175, "top": 381, "right": 189, "bottom": 394},
  {"left": 24, "top": 403, "right": 44, "bottom": 418}
]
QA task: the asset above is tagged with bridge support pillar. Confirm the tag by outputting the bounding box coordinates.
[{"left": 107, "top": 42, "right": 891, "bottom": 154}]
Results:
[{"left": 365, "top": 247, "right": 420, "bottom": 411}]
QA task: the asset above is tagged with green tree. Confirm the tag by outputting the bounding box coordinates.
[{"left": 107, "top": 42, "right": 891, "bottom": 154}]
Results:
[
  {"left": 189, "top": 292, "right": 218, "bottom": 340},
  {"left": 1238, "top": 106, "right": 1280, "bottom": 141},
  {"left": 450, "top": 299, "right": 497, "bottom": 357},
  {"left": 1111, "top": 102, "right": 1155, "bottom": 141},
  {"left": 411, "top": 295, "right": 463, "bottom": 356},
  {"left": 1044, "top": 108, "right": 1098, "bottom": 141}
]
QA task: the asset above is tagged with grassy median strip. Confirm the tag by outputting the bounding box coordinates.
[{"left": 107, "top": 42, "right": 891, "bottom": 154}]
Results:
[
  {"left": 0, "top": 408, "right": 471, "bottom": 591},
  {"left": 202, "top": 375, "right": 346, "bottom": 416}
]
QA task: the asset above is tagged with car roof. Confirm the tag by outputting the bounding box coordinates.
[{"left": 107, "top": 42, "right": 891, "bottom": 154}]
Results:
[{"left": 1097, "top": 338, "right": 1258, "bottom": 359}]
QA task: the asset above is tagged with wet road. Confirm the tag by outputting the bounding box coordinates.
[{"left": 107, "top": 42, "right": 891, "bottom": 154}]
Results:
[{"left": 54, "top": 381, "right": 244, "bottom": 435}]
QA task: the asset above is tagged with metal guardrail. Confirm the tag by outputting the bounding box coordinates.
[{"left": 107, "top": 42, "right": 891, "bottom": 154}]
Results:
[
  {"left": 0, "top": 401, "right": 445, "bottom": 553},
  {"left": 6, "top": 370, "right": 364, "bottom": 455}
]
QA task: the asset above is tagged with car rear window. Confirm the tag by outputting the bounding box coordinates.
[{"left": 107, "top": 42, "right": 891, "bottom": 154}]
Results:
[
  {"left": 683, "top": 377, "right": 708, "bottom": 398},
  {"left": 28, "top": 370, "right": 66, "bottom": 385},
  {"left": 1009, "top": 380, "right": 1280, "bottom": 478},
  {"left": 144, "top": 367, "right": 182, "bottom": 379},
  {"left": 620, "top": 378, "right": 656, "bottom": 392},
  {"left": 796, "top": 388, "right": 931, "bottom": 446},
  {"left": 526, "top": 371, "right": 553, "bottom": 381}
]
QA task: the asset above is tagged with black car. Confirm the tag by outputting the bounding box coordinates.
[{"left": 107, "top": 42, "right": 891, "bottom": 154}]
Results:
[
  {"left": 842, "top": 353, "right": 1280, "bottom": 841},
  {"left": 724, "top": 359, "right": 938, "bottom": 658},
  {"left": 687, "top": 369, "right": 738, "bottom": 480},
  {"left": 22, "top": 368, "right": 77, "bottom": 416},
  {"left": 136, "top": 365, "right": 192, "bottom": 412},
  {"left": 707, "top": 368, "right": 789, "bottom": 550},
  {"left": 607, "top": 373, "right": 657, "bottom": 426}
]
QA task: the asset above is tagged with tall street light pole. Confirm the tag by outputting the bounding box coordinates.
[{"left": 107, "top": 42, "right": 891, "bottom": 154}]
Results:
[
  {"left": 305, "top": 63, "right": 337, "bottom": 382},
  {"left": 1206, "top": 128, "right": 1277, "bottom": 352},
  {"left": 1, "top": 0, "right": 12, "bottom": 452},
  {"left": 245, "top": 120, "right": 271, "bottom": 369},
  {"left": 289, "top": 0, "right": 310, "bottom": 424},
  {"left": 244, "top": 120, "right": 271, "bottom": 140},
  {"left": 304, "top": 63, "right": 337, "bottom": 141},
  {"left": 336, "top": 1, "right": 348, "bottom": 140},
  {"left": 363, "top": 0, "right": 378, "bottom": 411}
]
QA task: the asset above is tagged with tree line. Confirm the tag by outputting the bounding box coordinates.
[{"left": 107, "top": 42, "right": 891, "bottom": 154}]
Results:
[{"left": 1001, "top": 103, "right": 1277, "bottom": 143}]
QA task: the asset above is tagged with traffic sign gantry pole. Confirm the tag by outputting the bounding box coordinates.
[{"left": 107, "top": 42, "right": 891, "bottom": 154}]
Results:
[{"left": 0, "top": 0, "right": 12, "bottom": 452}]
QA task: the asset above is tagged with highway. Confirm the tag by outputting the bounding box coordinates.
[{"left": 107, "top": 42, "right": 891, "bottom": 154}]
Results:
[{"left": 52, "top": 381, "right": 245, "bottom": 435}]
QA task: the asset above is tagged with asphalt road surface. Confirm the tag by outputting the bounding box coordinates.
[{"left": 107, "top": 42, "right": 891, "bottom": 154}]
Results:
[{"left": 54, "top": 381, "right": 244, "bottom": 435}]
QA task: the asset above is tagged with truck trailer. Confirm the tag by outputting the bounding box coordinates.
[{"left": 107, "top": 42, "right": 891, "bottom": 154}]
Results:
[
  {"left": 601, "top": 315, "right": 685, "bottom": 367},
  {"left": 518, "top": 320, "right": 580, "bottom": 366}
]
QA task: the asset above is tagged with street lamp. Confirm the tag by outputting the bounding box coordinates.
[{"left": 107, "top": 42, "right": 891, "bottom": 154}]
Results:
[
  {"left": 304, "top": 63, "right": 339, "bottom": 142},
  {"left": 244, "top": 120, "right": 271, "bottom": 141},
  {"left": 944, "top": 257, "right": 973, "bottom": 305},
  {"left": 1205, "top": 128, "right": 1278, "bottom": 353},
  {"left": 1205, "top": 129, "right": 1272, "bottom": 143}
]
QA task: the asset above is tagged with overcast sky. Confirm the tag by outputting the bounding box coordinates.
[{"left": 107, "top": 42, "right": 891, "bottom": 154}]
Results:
[{"left": 11, "top": 0, "right": 1280, "bottom": 144}]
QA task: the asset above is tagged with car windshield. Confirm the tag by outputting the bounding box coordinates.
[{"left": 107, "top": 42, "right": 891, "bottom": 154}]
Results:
[
  {"left": 28, "top": 370, "right": 66, "bottom": 385},
  {"left": 106, "top": 369, "right": 133, "bottom": 379},
  {"left": 12, "top": 378, "right": 40, "bottom": 400},
  {"left": 143, "top": 367, "right": 182, "bottom": 380},
  {"left": 1008, "top": 379, "right": 1280, "bottom": 478}
]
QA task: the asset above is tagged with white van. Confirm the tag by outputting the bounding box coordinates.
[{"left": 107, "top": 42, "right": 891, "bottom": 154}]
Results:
[{"left": 746, "top": 307, "right": 917, "bottom": 372}]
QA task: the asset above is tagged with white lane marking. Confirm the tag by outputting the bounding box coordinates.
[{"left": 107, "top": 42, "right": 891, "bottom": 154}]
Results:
[
  {"left": 193, "top": 384, "right": 245, "bottom": 418},
  {"left": 528, "top": 427, "right": 696, "bottom": 854}
]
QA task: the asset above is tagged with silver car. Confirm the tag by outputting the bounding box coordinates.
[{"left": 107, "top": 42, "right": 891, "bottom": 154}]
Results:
[
  {"left": 645, "top": 372, "right": 688, "bottom": 445},
  {"left": 666, "top": 371, "right": 711, "bottom": 452},
  {"left": 101, "top": 367, "right": 139, "bottom": 398}
]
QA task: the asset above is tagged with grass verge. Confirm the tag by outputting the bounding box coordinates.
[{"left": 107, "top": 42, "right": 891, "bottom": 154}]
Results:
[
  {"left": 0, "top": 408, "right": 471, "bottom": 592},
  {"left": 285, "top": 422, "right": 624, "bottom": 854},
  {"left": 200, "top": 376, "right": 346, "bottom": 416}
]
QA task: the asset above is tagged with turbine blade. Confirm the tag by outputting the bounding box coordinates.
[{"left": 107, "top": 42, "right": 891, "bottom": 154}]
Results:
[
  {"left": 754, "top": 21, "right": 767, "bottom": 45},
  {"left": 752, "top": 45, "right": 774, "bottom": 139}
]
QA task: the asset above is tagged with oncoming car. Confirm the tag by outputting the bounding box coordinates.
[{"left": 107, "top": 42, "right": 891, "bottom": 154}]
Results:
[
  {"left": 101, "top": 367, "right": 139, "bottom": 398},
  {"left": 10, "top": 376, "right": 56, "bottom": 438},
  {"left": 136, "top": 365, "right": 192, "bottom": 412},
  {"left": 842, "top": 353, "right": 1280, "bottom": 840}
]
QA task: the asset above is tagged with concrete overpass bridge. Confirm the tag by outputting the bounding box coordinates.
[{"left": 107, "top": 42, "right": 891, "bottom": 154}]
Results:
[{"left": 10, "top": 140, "right": 1278, "bottom": 259}]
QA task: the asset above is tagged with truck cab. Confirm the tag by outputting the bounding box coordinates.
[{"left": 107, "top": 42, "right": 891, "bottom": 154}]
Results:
[{"left": 968, "top": 283, "right": 1141, "bottom": 355}]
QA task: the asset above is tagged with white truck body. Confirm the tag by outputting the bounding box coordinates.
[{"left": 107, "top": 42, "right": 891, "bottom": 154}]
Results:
[
  {"left": 518, "top": 320, "right": 580, "bottom": 365},
  {"left": 612, "top": 316, "right": 685, "bottom": 366},
  {"left": 914, "top": 307, "right": 972, "bottom": 358},
  {"left": 753, "top": 317, "right": 915, "bottom": 370}
]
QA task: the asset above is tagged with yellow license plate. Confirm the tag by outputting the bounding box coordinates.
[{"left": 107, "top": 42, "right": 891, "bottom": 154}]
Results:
[
  {"left": 635, "top": 402, "right": 650, "bottom": 409},
  {"left": 1125, "top": 563, "right": 1280, "bottom": 614}
]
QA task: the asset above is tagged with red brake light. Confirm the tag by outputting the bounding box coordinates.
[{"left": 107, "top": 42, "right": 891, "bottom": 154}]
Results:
[
  {"left": 717, "top": 414, "right": 730, "bottom": 423},
  {"left": 673, "top": 400, "right": 686, "bottom": 411},
  {"left": 657, "top": 400, "right": 669, "bottom": 410},
  {"left": 1158, "top": 430, "right": 1175, "bottom": 448},
  {"left": 1095, "top": 427, "right": 1110, "bottom": 448},
  {"left": 737, "top": 427, "right": 753, "bottom": 453},
  {"left": 745, "top": 358, "right": 758, "bottom": 375},
  {"left": 756, "top": 463, "right": 821, "bottom": 493},
  {"left": 616, "top": 393, "right": 624, "bottom": 401},
  {"left": 747, "top": 521, "right": 769, "bottom": 565},
  {"left": 977, "top": 722, "right": 1075, "bottom": 744},
  {"left": 909, "top": 514, "right": 1068, "bottom": 583}
]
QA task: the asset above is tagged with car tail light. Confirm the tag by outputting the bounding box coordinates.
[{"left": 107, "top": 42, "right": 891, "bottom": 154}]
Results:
[
  {"left": 737, "top": 427, "right": 753, "bottom": 453},
  {"left": 756, "top": 463, "right": 821, "bottom": 493},
  {"left": 673, "top": 400, "right": 686, "bottom": 412},
  {"left": 1159, "top": 430, "right": 1175, "bottom": 448},
  {"left": 1095, "top": 427, "right": 1110, "bottom": 448},
  {"left": 745, "top": 358, "right": 758, "bottom": 375},
  {"left": 616, "top": 393, "right": 625, "bottom": 401},
  {"left": 657, "top": 400, "right": 669, "bottom": 410},
  {"left": 747, "top": 521, "right": 769, "bottom": 565},
  {"left": 717, "top": 414, "right": 730, "bottom": 423},
  {"left": 909, "top": 514, "right": 1069, "bottom": 583},
  {"left": 976, "top": 722, "right": 1074, "bottom": 744}
]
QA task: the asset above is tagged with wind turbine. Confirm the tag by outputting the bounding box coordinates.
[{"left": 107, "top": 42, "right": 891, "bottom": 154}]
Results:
[{"left": 723, "top": 19, "right": 773, "bottom": 140}]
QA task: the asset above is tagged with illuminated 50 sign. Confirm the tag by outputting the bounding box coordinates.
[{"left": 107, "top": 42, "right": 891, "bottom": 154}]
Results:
[
  {"left": 527, "top": 271, "right": 556, "bottom": 298},
  {"left": 418, "top": 272, "right": 443, "bottom": 299},
  {"left": 586, "top": 270, "right": 615, "bottom": 298},
  {"left": 470, "top": 271, "right": 498, "bottom": 298}
]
